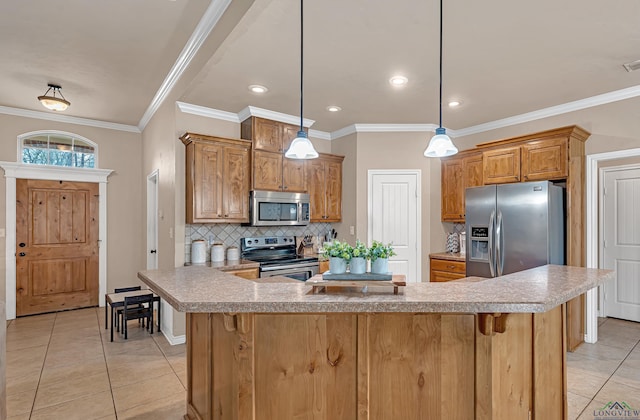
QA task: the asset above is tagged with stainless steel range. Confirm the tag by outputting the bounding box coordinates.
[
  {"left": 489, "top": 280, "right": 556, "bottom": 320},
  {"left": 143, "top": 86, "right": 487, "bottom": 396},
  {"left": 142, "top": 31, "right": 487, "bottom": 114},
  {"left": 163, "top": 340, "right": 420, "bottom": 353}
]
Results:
[{"left": 240, "top": 236, "right": 319, "bottom": 281}]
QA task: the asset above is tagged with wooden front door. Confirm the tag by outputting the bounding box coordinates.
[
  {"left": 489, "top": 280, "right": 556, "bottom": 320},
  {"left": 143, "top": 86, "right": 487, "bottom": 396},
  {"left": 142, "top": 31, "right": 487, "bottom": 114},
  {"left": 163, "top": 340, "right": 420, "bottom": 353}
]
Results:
[{"left": 16, "top": 179, "right": 99, "bottom": 316}]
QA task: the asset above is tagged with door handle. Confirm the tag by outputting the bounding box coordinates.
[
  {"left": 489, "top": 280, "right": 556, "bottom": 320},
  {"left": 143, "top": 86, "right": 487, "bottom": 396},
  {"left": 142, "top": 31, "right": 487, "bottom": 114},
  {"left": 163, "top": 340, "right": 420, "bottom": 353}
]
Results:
[
  {"left": 19, "top": 252, "right": 26, "bottom": 257},
  {"left": 150, "top": 250, "right": 157, "bottom": 254},
  {"left": 19, "top": 243, "right": 26, "bottom": 247},
  {"left": 488, "top": 210, "right": 495, "bottom": 277},
  {"left": 496, "top": 211, "right": 504, "bottom": 277}
]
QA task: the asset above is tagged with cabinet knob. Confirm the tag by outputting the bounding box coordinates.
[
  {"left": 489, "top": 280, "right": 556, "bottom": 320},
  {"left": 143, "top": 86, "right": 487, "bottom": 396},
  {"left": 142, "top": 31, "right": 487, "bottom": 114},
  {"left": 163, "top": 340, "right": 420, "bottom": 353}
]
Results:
[
  {"left": 448, "top": 265, "right": 455, "bottom": 269},
  {"left": 284, "top": 186, "right": 288, "bottom": 189},
  {"left": 224, "top": 214, "right": 229, "bottom": 218},
  {"left": 217, "top": 214, "right": 222, "bottom": 217}
]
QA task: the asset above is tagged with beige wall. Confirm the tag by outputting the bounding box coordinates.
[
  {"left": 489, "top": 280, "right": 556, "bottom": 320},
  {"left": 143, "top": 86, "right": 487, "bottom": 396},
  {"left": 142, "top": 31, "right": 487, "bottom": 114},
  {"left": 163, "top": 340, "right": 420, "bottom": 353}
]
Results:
[
  {"left": 330, "top": 131, "right": 441, "bottom": 283},
  {"left": 0, "top": 113, "right": 143, "bottom": 309}
]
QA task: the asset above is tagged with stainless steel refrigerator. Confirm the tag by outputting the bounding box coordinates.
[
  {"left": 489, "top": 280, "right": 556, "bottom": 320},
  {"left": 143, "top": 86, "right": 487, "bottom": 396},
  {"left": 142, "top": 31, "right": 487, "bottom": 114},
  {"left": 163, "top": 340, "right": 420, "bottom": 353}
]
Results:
[{"left": 465, "top": 181, "right": 565, "bottom": 278}]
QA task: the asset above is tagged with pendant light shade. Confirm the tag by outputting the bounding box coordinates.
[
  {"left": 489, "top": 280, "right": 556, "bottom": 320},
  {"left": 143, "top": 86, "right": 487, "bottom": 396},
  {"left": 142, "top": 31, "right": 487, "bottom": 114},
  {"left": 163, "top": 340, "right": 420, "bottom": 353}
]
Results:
[
  {"left": 38, "top": 84, "right": 70, "bottom": 111},
  {"left": 424, "top": 0, "right": 457, "bottom": 158},
  {"left": 424, "top": 128, "right": 458, "bottom": 157},
  {"left": 284, "top": 0, "right": 318, "bottom": 160}
]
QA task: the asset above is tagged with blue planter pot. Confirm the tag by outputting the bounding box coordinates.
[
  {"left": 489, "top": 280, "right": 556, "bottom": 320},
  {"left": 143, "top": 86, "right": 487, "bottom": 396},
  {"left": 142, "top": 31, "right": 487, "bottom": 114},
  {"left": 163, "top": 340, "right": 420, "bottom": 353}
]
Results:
[
  {"left": 371, "top": 258, "right": 389, "bottom": 274},
  {"left": 350, "top": 257, "right": 367, "bottom": 274},
  {"left": 329, "top": 257, "right": 347, "bottom": 274}
]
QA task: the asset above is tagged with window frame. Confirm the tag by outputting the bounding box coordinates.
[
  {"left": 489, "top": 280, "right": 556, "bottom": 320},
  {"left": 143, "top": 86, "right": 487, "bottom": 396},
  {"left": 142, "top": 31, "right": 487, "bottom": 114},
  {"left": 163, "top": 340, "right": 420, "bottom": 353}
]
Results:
[{"left": 18, "top": 130, "right": 99, "bottom": 168}]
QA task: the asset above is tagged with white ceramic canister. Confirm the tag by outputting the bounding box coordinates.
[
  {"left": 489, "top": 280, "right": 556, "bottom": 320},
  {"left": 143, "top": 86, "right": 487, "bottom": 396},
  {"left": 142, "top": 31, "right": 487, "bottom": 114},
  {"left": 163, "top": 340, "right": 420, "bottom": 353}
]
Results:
[
  {"left": 226, "top": 246, "right": 240, "bottom": 261},
  {"left": 211, "top": 243, "right": 225, "bottom": 262},
  {"left": 191, "top": 239, "right": 207, "bottom": 264}
]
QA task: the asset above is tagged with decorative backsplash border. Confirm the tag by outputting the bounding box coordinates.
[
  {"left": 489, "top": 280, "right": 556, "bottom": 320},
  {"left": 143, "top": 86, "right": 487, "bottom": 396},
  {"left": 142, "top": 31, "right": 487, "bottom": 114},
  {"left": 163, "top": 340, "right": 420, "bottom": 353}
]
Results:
[{"left": 185, "top": 223, "right": 332, "bottom": 263}]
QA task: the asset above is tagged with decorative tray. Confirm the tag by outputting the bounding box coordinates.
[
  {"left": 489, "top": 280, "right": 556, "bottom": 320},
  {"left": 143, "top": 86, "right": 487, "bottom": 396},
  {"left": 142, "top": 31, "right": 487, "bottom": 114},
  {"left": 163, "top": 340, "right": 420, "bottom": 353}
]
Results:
[
  {"left": 321, "top": 271, "right": 392, "bottom": 281},
  {"left": 307, "top": 273, "right": 406, "bottom": 295}
]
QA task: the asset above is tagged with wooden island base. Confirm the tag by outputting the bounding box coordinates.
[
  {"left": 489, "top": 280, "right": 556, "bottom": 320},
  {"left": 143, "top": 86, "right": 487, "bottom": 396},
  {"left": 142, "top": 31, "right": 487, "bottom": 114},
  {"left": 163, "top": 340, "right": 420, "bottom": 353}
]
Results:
[{"left": 185, "top": 305, "right": 566, "bottom": 420}]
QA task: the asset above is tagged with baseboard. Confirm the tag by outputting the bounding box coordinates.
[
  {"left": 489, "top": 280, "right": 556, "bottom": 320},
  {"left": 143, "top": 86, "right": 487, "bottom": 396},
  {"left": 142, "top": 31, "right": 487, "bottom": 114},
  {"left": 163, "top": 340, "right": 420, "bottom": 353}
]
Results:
[{"left": 161, "top": 329, "right": 186, "bottom": 345}]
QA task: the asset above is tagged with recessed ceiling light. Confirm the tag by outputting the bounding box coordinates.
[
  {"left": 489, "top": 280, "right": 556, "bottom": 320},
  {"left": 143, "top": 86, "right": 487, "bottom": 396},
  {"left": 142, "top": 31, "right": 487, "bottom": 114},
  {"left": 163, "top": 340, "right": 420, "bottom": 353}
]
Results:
[
  {"left": 248, "top": 84, "right": 268, "bottom": 93},
  {"left": 623, "top": 59, "right": 640, "bottom": 72},
  {"left": 326, "top": 106, "right": 342, "bottom": 112},
  {"left": 448, "top": 100, "right": 461, "bottom": 108},
  {"left": 389, "top": 76, "right": 408, "bottom": 87}
]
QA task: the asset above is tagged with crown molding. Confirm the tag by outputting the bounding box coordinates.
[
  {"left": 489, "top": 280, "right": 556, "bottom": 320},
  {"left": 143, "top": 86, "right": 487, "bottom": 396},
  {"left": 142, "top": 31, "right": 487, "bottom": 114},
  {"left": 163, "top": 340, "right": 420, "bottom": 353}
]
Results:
[
  {"left": 176, "top": 101, "right": 239, "bottom": 122},
  {"left": 237, "top": 105, "right": 315, "bottom": 128},
  {"left": 0, "top": 105, "right": 140, "bottom": 133},
  {"left": 308, "top": 129, "right": 331, "bottom": 141},
  {"left": 137, "top": 0, "right": 233, "bottom": 131},
  {"left": 453, "top": 84, "right": 640, "bottom": 138}
]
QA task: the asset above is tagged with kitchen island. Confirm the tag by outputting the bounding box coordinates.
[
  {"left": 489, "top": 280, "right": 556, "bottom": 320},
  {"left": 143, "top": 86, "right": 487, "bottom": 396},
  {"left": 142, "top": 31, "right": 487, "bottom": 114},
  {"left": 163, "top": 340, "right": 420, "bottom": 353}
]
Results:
[{"left": 138, "top": 264, "right": 613, "bottom": 420}]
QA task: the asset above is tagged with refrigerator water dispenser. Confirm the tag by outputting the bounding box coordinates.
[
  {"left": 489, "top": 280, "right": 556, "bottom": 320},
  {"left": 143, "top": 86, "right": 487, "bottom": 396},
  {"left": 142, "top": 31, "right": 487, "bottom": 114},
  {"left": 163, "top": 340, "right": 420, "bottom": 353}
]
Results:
[{"left": 469, "top": 227, "right": 489, "bottom": 261}]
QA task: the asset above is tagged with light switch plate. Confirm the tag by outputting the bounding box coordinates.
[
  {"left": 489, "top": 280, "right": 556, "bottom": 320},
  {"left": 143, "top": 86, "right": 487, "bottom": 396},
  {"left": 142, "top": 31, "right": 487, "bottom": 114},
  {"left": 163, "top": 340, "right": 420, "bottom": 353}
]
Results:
[
  {"left": 349, "top": 226, "right": 355, "bottom": 235},
  {"left": 0, "top": 228, "right": 5, "bottom": 237}
]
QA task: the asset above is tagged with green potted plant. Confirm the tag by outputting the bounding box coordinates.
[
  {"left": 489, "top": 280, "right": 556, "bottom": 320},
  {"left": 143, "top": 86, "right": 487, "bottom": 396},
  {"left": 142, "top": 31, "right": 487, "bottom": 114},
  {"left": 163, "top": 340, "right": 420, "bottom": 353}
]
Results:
[
  {"left": 322, "top": 240, "right": 352, "bottom": 274},
  {"left": 369, "top": 240, "right": 396, "bottom": 274},
  {"left": 349, "top": 240, "right": 369, "bottom": 274}
]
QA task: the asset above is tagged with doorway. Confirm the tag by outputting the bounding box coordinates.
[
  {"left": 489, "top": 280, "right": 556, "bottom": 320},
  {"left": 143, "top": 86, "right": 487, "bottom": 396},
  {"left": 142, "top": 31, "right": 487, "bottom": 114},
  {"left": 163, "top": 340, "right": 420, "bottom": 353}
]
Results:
[
  {"left": 16, "top": 179, "right": 99, "bottom": 316},
  {"left": 600, "top": 165, "right": 640, "bottom": 322},
  {"left": 368, "top": 170, "right": 421, "bottom": 282},
  {"left": 147, "top": 170, "right": 159, "bottom": 270}
]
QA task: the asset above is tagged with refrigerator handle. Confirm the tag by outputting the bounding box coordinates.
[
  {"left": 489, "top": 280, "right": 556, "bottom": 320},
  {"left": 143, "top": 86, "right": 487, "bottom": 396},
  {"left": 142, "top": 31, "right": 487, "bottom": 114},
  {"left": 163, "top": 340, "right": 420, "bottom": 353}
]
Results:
[
  {"left": 496, "top": 210, "right": 504, "bottom": 276},
  {"left": 488, "top": 210, "right": 495, "bottom": 277}
]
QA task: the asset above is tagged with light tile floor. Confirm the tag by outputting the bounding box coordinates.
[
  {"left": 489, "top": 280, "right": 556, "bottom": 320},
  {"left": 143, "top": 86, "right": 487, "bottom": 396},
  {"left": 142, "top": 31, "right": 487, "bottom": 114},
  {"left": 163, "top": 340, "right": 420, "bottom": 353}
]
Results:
[
  {"left": 4, "top": 309, "right": 640, "bottom": 419},
  {"left": 5, "top": 307, "right": 186, "bottom": 419}
]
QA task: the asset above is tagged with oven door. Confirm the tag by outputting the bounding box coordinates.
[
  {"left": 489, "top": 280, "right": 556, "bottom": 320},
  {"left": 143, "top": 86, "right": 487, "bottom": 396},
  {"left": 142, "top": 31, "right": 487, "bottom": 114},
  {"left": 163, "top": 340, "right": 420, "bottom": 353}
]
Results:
[{"left": 260, "top": 265, "right": 318, "bottom": 281}]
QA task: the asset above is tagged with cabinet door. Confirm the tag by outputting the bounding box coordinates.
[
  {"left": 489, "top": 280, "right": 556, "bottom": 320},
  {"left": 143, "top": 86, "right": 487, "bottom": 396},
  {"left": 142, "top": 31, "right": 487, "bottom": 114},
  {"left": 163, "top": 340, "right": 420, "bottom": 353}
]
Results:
[
  {"left": 463, "top": 154, "right": 483, "bottom": 189},
  {"left": 441, "top": 158, "right": 464, "bottom": 222},
  {"left": 521, "top": 137, "right": 568, "bottom": 181},
  {"left": 306, "top": 160, "right": 326, "bottom": 222},
  {"left": 281, "top": 123, "right": 301, "bottom": 154},
  {"left": 192, "top": 142, "right": 222, "bottom": 221},
  {"left": 222, "top": 145, "right": 250, "bottom": 222},
  {"left": 253, "top": 150, "right": 283, "bottom": 191},
  {"left": 283, "top": 158, "right": 306, "bottom": 193},
  {"left": 483, "top": 146, "right": 521, "bottom": 184},
  {"left": 324, "top": 160, "right": 342, "bottom": 222},
  {"left": 253, "top": 118, "right": 282, "bottom": 152}
]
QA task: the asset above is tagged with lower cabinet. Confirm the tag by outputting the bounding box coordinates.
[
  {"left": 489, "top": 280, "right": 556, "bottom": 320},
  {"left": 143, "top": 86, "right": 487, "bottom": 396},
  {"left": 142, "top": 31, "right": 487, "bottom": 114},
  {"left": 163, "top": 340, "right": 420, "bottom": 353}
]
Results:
[
  {"left": 430, "top": 256, "right": 466, "bottom": 282},
  {"left": 221, "top": 267, "right": 259, "bottom": 279}
]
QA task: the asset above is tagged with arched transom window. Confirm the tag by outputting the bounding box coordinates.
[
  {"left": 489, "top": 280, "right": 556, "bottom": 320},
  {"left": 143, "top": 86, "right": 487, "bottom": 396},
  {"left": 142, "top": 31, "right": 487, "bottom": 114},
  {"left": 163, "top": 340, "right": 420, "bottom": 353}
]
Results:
[{"left": 19, "top": 131, "right": 97, "bottom": 168}]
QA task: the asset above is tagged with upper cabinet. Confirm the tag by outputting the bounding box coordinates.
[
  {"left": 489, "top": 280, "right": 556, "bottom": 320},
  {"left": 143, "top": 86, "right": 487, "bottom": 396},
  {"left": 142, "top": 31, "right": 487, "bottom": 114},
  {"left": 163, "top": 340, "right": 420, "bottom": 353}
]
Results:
[
  {"left": 521, "top": 137, "right": 568, "bottom": 181},
  {"left": 440, "top": 126, "right": 590, "bottom": 226},
  {"left": 181, "top": 133, "right": 251, "bottom": 224},
  {"left": 306, "top": 153, "right": 344, "bottom": 222},
  {"left": 483, "top": 146, "right": 521, "bottom": 184},
  {"left": 441, "top": 152, "right": 484, "bottom": 222},
  {"left": 242, "top": 117, "right": 307, "bottom": 192}
]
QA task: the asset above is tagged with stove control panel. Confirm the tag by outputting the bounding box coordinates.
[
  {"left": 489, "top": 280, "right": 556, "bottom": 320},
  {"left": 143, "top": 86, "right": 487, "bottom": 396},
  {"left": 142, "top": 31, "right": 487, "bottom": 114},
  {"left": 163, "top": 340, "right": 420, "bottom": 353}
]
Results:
[{"left": 241, "top": 236, "right": 296, "bottom": 250}]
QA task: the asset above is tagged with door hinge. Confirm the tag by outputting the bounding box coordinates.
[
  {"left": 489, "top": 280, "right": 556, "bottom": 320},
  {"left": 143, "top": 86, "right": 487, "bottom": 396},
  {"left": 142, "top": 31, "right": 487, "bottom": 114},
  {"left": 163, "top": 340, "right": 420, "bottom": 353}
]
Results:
[{"left": 603, "top": 239, "right": 606, "bottom": 248}]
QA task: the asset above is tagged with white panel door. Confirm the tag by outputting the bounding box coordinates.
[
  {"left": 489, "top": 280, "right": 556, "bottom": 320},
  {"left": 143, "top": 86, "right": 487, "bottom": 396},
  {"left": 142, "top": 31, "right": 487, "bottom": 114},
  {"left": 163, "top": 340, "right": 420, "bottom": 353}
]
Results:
[
  {"left": 602, "top": 167, "right": 640, "bottom": 322},
  {"left": 369, "top": 170, "right": 420, "bottom": 282},
  {"left": 147, "top": 170, "right": 159, "bottom": 270}
]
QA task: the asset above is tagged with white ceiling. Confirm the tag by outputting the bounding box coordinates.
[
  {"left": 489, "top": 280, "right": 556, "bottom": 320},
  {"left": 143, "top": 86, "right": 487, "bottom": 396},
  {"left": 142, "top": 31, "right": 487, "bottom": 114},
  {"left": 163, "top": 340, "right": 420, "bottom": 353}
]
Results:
[{"left": 2, "top": 0, "right": 640, "bottom": 134}]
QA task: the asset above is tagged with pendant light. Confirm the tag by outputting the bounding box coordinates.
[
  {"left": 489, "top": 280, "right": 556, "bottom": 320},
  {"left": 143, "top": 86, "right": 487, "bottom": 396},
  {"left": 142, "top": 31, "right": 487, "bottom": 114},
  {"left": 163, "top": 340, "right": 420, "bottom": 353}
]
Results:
[
  {"left": 424, "top": 0, "right": 458, "bottom": 158},
  {"left": 38, "top": 84, "right": 71, "bottom": 111},
  {"left": 285, "top": 0, "right": 318, "bottom": 160}
]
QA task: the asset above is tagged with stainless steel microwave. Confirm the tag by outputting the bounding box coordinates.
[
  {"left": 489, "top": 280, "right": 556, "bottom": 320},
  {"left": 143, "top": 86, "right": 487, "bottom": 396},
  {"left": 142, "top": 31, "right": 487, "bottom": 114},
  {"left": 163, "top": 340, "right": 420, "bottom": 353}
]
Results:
[{"left": 249, "top": 190, "right": 310, "bottom": 226}]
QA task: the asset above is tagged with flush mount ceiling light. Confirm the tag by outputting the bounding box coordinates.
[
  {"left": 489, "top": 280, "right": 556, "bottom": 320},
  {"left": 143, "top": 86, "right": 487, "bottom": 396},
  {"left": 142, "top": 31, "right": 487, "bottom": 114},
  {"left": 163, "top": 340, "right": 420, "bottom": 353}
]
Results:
[
  {"left": 389, "top": 75, "right": 408, "bottom": 86},
  {"left": 285, "top": 0, "right": 318, "bottom": 160},
  {"left": 448, "top": 100, "right": 461, "bottom": 108},
  {"left": 248, "top": 84, "right": 268, "bottom": 93},
  {"left": 326, "top": 105, "right": 342, "bottom": 112},
  {"left": 38, "top": 84, "right": 70, "bottom": 111},
  {"left": 424, "top": 0, "right": 458, "bottom": 158},
  {"left": 623, "top": 59, "right": 640, "bottom": 72}
]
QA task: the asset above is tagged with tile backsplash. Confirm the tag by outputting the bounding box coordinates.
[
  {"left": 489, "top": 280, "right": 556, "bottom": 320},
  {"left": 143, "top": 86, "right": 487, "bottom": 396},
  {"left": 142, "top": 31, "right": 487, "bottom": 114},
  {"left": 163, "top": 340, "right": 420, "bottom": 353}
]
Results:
[{"left": 185, "top": 223, "right": 332, "bottom": 263}]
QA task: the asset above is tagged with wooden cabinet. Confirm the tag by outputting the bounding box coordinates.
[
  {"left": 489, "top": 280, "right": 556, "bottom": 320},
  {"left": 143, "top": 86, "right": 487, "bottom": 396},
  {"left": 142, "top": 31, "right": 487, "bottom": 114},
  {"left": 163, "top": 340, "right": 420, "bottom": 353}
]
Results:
[
  {"left": 223, "top": 267, "right": 259, "bottom": 279},
  {"left": 319, "top": 260, "right": 329, "bottom": 274},
  {"left": 429, "top": 256, "right": 466, "bottom": 282},
  {"left": 181, "top": 133, "right": 251, "bottom": 223},
  {"left": 483, "top": 146, "right": 521, "bottom": 184},
  {"left": 242, "top": 117, "right": 307, "bottom": 192},
  {"left": 441, "top": 152, "right": 483, "bottom": 222},
  {"left": 521, "top": 137, "right": 568, "bottom": 181},
  {"left": 441, "top": 158, "right": 464, "bottom": 221},
  {"left": 306, "top": 153, "right": 344, "bottom": 222}
]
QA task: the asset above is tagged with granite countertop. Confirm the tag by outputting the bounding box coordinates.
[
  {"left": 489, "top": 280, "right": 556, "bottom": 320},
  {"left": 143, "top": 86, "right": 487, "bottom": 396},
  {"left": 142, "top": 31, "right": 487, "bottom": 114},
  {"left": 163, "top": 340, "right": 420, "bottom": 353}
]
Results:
[
  {"left": 429, "top": 252, "right": 466, "bottom": 262},
  {"left": 138, "top": 264, "right": 613, "bottom": 314}
]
